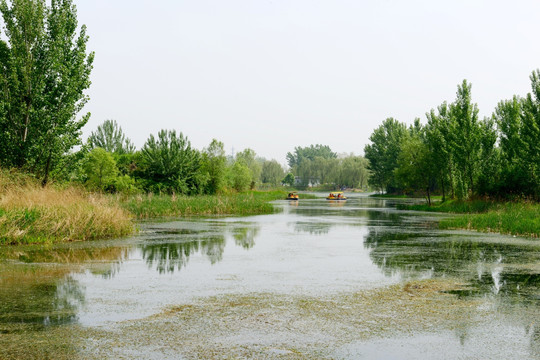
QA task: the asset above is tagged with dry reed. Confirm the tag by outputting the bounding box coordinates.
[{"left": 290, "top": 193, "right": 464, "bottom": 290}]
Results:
[{"left": 0, "top": 172, "right": 133, "bottom": 245}]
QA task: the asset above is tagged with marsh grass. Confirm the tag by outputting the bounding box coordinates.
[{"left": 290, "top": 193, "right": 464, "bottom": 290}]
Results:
[
  {"left": 404, "top": 199, "right": 540, "bottom": 238},
  {"left": 117, "top": 190, "right": 293, "bottom": 218},
  {"left": 0, "top": 171, "right": 133, "bottom": 245}
]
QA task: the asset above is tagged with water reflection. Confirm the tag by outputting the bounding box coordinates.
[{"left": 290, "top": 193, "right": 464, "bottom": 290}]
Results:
[
  {"left": 232, "top": 225, "right": 259, "bottom": 249},
  {"left": 0, "top": 245, "right": 129, "bottom": 329},
  {"left": 141, "top": 236, "right": 226, "bottom": 274},
  {"left": 292, "top": 221, "right": 332, "bottom": 235},
  {"left": 364, "top": 225, "right": 540, "bottom": 302},
  {"left": 140, "top": 222, "right": 261, "bottom": 273},
  {"left": 0, "top": 266, "right": 84, "bottom": 327}
]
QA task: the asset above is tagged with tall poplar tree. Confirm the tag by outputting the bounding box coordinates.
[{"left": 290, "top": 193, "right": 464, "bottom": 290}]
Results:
[
  {"left": 0, "top": 0, "right": 94, "bottom": 184},
  {"left": 449, "top": 80, "right": 482, "bottom": 198}
]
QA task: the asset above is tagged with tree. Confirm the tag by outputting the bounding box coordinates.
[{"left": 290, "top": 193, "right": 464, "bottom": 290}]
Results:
[
  {"left": 448, "top": 80, "right": 483, "bottom": 198},
  {"left": 228, "top": 160, "right": 251, "bottom": 192},
  {"left": 260, "top": 160, "right": 285, "bottom": 186},
  {"left": 521, "top": 69, "right": 540, "bottom": 197},
  {"left": 394, "top": 127, "right": 436, "bottom": 204},
  {"left": 364, "top": 118, "right": 407, "bottom": 193},
  {"left": 282, "top": 173, "right": 295, "bottom": 187},
  {"left": 235, "top": 148, "right": 261, "bottom": 189},
  {"left": 88, "top": 119, "right": 135, "bottom": 154},
  {"left": 425, "top": 102, "right": 454, "bottom": 200},
  {"left": 82, "top": 147, "right": 117, "bottom": 190},
  {"left": 140, "top": 130, "right": 202, "bottom": 194},
  {"left": 338, "top": 155, "right": 370, "bottom": 190},
  {"left": 286, "top": 144, "right": 337, "bottom": 187},
  {"left": 200, "top": 139, "right": 227, "bottom": 194},
  {"left": 0, "top": 0, "right": 94, "bottom": 185}
]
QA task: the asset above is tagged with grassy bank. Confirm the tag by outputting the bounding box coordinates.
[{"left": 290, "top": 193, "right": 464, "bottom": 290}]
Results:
[
  {"left": 116, "top": 190, "right": 297, "bottom": 218},
  {"left": 0, "top": 170, "right": 311, "bottom": 245},
  {"left": 0, "top": 172, "right": 133, "bottom": 245},
  {"left": 405, "top": 200, "right": 540, "bottom": 238}
]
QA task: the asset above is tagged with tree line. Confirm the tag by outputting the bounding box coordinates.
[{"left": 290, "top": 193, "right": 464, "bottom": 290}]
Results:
[
  {"left": 365, "top": 71, "right": 540, "bottom": 203},
  {"left": 65, "top": 119, "right": 292, "bottom": 194},
  {"left": 286, "top": 144, "right": 370, "bottom": 190}
]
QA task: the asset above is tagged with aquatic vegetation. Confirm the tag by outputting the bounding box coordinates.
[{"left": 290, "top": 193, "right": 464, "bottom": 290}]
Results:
[{"left": 58, "top": 279, "right": 485, "bottom": 359}]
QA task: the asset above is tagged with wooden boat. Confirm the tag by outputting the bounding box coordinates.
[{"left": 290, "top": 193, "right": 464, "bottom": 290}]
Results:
[
  {"left": 326, "top": 191, "right": 347, "bottom": 200},
  {"left": 286, "top": 192, "right": 299, "bottom": 200}
]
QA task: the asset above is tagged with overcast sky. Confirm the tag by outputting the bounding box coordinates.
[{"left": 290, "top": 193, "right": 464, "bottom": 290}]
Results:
[{"left": 76, "top": 0, "right": 540, "bottom": 163}]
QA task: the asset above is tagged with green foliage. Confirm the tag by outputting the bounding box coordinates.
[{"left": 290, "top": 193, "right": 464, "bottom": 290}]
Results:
[
  {"left": 394, "top": 126, "right": 435, "bottom": 203},
  {"left": 82, "top": 147, "right": 118, "bottom": 190},
  {"left": 200, "top": 139, "right": 227, "bottom": 194},
  {"left": 228, "top": 160, "right": 252, "bottom": 192},
  {"left": 88, "top": 119, "right": 135, "bottom": 154},
  {"left": 235, "top": 148, "right": 261, "bottom": 189},
  {"left": 286, "top": 144, "right": 337, "bottom": 168},
  {"left": 0, "top": 0, "right": 94, "bottom": 185},
  {"left": 261, "top": 159, "right": 285, "bottom": 186},
  {"left": 282, "top": 172, "right": 295, "bottom": 187},
  {"left": 364, "top": 118, "right": 407, "bottom": 193},
  {"left": 448, "top": 80, "right": 483, "bottom": 198},
  {"left": 334, "top": 154, "right": 370, "bottom": 190},
  {"left": 140, "top": 130, "right": 202, "bottom": 194}
]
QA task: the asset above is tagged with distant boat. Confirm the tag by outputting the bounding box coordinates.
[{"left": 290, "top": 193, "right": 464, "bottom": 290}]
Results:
[
  {"left": 286, "top": 192, "right": 299, "bottom": 200},
  {"left": 326, "top": 191, "right": 347, "bottom": 201}
]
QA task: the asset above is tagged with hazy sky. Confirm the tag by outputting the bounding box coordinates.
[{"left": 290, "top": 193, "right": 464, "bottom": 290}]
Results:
[{"left": 76, "top": 0, "right": 540, "bottom": 163}]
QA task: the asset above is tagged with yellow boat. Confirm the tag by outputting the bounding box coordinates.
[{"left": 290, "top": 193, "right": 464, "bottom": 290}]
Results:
[
  {"left": 326, "top": 191, "right": 347, "bottom": 200},
  {"left": 286, "top": 192, "right": 299, "bottom": 200}
]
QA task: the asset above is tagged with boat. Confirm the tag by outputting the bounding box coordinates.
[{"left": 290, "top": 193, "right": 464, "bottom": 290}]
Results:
[
  {"left": 326, "top": 191, "right": 347, "bottom": 200},
  {"left": 286, "top": 192, "right": 299, "bottom": 200}
]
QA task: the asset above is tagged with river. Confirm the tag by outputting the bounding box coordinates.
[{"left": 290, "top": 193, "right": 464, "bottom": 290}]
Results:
[{"left": 1, "top": 194, "right": 539, "bottom": 359}]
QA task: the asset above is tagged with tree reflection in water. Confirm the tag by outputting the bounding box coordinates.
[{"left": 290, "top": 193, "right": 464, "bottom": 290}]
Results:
[
  {"left": 232, "top": 224, "right": 259, "bottom": 249},
  {"left": 0, "top": 266, "right": 85, "bottom": 328},
  {"left": 141, "top": 236, "right": 225, "bottom": 274},
  {"left": 141, "top": 223, "right": 261, "bottom": 273}
]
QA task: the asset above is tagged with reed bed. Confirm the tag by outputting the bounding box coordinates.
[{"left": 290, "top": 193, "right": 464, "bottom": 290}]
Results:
[
  {"left": 0, "top": 172, "right": 133, "bottom": 245},
  {"left": 118, "top": 190, "right": 288, "bottom": 219},
  {"left": 405, "top": 199, "right": 540, "bottom": 238},
  {"left": 439, "top": 202, "right": 540, "bottom": 238}
]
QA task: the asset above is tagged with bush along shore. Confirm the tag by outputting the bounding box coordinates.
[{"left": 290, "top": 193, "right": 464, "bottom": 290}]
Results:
[{"left": 404, "top": 200, "right": 540, "bottom": 238}]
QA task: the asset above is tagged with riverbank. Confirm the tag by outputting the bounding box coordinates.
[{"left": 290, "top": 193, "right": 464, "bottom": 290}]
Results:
[
  {"left": 0, "top": 172, "right": 133, "bottom": 245},
  {"left": 405, "top": 200, "right": 540, "bottom": 238},
  {"left": 115, "top": 190, "right": 310, "bottom": 218},
  {"left": 0, "top": 171, "right": 309, "bottom": 244}
]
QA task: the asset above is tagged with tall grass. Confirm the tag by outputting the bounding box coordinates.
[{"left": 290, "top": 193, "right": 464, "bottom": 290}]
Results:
[
  {"left": 439, "top": 202, "right": 540, "bottom": 238},
  {"left": 0, "top": 171, "right": 133, "bottom": 245},
  {"left": 404, "top": 199, "right": 540, "bottom": 238},
  {"left": 117, "top": 190, "right": 290, "bottom": 218}
]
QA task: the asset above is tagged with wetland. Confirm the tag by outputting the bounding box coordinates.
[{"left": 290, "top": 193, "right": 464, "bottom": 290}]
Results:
[{"left": 1, "top": 194, "right": 539, "bottom": 359}]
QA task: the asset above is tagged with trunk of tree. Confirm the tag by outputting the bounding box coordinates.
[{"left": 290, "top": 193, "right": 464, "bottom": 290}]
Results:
[
  {"left": 41, "top": 151, "right": 52, "bottom": 187},
  {"left": 440, "top": 171, "right": 446, "bottom": 202}
]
